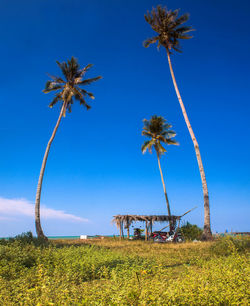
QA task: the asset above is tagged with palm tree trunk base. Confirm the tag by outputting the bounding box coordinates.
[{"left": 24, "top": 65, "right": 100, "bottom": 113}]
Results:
[
  {"left": 37, "top": 234, "right": 48, "bottom": 241},
  {"left": 37, "top": 233, "right": 48, "bottom": 240},
  {"left": 35, "top": 221, "right": 48, "bottom": 240},
  {"left": 201, "top": 227, "right": 213, "bottom": 241}
]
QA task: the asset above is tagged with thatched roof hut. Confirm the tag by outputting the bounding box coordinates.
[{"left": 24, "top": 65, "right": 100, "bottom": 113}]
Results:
[
  {"left": 112, "top": 214, "right": 180, "bottom": 224},
  {"left": 112, "top": 214, "right": 181, "bottom": 240}
]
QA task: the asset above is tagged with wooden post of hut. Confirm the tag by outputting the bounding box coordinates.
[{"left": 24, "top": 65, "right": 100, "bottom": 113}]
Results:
[
  {"left": 121, "top": 221, "right": 124, "bottom": 239},
  {"left": 119, "top": 220, "right": 122, "bottom": 240},
  {"left": 145, "top": 220, "right": 148, "bottom": 241},
  {"left": 125, "top": 216, "right": 130, "bottom": 239},
  {"left": 150, "top": 220, "right": 153, "bottom": 235}
]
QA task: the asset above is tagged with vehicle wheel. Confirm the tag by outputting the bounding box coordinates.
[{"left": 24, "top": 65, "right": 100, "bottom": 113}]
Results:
[
  {"left": 153, "top": 235, "right": 164, "bottom": 243},
  {"left": 176, "top": 236, "right": 185, "bottom": 243}
]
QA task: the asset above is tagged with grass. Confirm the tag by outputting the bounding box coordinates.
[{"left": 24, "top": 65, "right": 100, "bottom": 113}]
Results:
[{"left": 0, "top": 235, "right": 249, "bottom": 305}]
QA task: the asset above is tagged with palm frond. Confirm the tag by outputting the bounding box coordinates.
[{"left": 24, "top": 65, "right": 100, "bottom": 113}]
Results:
[
  {"left": 162, "top": 122, "right": 172, "bottom": 129},
  {"left": 87, "top": 92, "right": 95, "bottom": 100},
  {"left": 77, "top": 76, "right": 102, "bottom": 85},
  {"left": 67, "top": 57, "right": 80, "bottom": 79},
  {"left": 142, "top": 118, "right": 150, "bottom": 129},
  {"left": 166, "top": 139, "right": 179, "bottom": 145},
  {"left": 175, "top": 26, "right": 193, "bottom": 34},
  {"left": 142, "top": 140, "right": 154, "bottom": 154},
  {"left": 75, "top": 94, "right": 91, "bottom": 110},
  {"left": 48, "top": 93, "right": 62, "bottom": 108},
  {"left": 79, "top": 88, "right": 95, "bottom": 100},
  {"left": 77, "top": 64, "right": 94, "bottom": 78},
  {"left": 56, "top": 61, "right": 69, "bottom": 80},
  {"left": 172, "top": 45, "right": 182, "bottom": 53},
  {"left": 143, "top": 36, "right": 159, "bottom": 48},
  {"left": 174, "top": 13, "right": 189, "bottom": 27},
  {"left": 157, "top": 143, "right": 167, "bottom": 154},
  {"left": 67, "top": 104, "right": 72, "bottom": 113},
  {"left": 142, "top": 130, "right": 153, "bottom": 138},
  {"left": 47, "top": 74, "right": 65, "bottom": 84},
  {"left": 43, "top": 81, "right": 63, "bottom": 93},
  {"left": 73, "top": 87, "right": 91, "bottom": 110}
]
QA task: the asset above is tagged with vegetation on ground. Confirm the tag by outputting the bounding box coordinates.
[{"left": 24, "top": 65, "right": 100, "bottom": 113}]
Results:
[
  {"left": 0, "top": 233, "right": 249, "bottom": 305},
  {"left": 180, "top": 222, "right": 203, "bottom": 241}
]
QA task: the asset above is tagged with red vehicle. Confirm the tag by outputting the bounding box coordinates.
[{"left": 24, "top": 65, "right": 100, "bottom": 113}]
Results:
[
  {"left": 150, "top": 230, "right": 184, "bottom": 243},
  {"left": 133, "top": 228, "right": 144, "bottom": 239}
]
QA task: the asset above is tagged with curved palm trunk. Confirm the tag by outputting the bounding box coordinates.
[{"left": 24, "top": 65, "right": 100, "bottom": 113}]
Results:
[
  {"left": 166, "top": 50, "right": 212, "bottom": 239},
  {"left": 35, "top": 102, "right": 66, "bottom": 238},
  {"left": 156, "top": 151, "right": 174, "bottom": 231}
]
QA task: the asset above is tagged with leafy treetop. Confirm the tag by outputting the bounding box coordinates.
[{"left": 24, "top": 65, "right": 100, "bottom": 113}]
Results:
[
  {"left": 144, "top": 5, "right": 193, "bottom": 53},
  {"left": 43, "top": 56, "right": 102, "bottom": 115},
  {"left": 142, "top": 115, "right": 178, "bottom": 155}
]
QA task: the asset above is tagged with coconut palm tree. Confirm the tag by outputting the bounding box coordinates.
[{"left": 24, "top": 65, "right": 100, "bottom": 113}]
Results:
[
  {"left": 35, "top": 57, "right": 102, "bottom": 238},
  {"left": 144, "top": 5, "right": 212, "bottom": 239},
  {"left": 142, "top": 115, "right": 178, "bottom": 231}
]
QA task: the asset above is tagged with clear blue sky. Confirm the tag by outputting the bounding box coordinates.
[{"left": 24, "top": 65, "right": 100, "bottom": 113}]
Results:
[{"left": 0, "top": 0, "right": 249, "bottom": 237}]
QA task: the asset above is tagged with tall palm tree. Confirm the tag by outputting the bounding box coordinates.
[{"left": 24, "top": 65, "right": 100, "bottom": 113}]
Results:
[
  {"left": 144, "top": 5, "right": 212, "bottom": 239},
  {"left": 142, "top": 115, "right": 178, "bottom": 231},
  {"left": 35, "top": 57, "right": 102, "bottom": 238}
]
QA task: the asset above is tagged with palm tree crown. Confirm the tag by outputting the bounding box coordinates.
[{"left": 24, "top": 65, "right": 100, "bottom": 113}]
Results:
[
  {"left": 143, "top": 5, "right": 193, "bottom": 53},
  {"left": 43, "top": 56, "right": 102, "bottom": 115},
  {"left": 142, "top": 115, "right": 178, "bottom": 154}
]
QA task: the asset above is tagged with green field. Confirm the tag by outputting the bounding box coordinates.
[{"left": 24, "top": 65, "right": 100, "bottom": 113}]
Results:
[{"left": 0, "top": 236, "right": 249, "bottom": 305}]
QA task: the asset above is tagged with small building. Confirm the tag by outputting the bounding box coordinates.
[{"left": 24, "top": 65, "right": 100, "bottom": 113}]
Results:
[{"left": 112, "top": 214, "right": 181, "bottom": 240}]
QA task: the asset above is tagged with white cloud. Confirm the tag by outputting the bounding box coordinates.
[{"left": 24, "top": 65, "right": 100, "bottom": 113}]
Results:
[{"left": 0, "top": 197, "right": 88, "bottom": 222}]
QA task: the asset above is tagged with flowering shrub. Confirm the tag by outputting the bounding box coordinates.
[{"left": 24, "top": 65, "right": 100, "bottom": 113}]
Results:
[
  {"left": 0, "top": 235, "right": 249, "bottom": 305},
  {"left": 210, "top": 235, "right": 250, "bottom": 256}
]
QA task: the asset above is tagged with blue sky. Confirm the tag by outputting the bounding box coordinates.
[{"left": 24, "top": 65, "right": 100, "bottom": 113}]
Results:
[{"left": 0, "top": 0, "right": 249, "bottom": 237}]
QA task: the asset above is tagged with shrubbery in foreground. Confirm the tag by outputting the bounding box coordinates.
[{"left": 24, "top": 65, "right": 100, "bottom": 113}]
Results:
[{"left": 0, "top": 234, "right": 249, "bottom": 305}]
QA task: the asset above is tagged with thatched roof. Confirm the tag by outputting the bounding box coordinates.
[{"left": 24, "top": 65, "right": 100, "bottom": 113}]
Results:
[{"left": 112, "top": 214, "right": 180, "bottom": 228}]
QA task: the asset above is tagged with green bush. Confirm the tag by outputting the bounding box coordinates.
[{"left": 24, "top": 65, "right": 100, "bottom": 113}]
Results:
[
  {"left": 180, "top": 222, "right": 203, "bottom": 241},
  {"left": 210, "top": 236, "right": 250, "bottom": 256},
  {"left": 0, "top": 231, "right": 49, "bottom": 247}
]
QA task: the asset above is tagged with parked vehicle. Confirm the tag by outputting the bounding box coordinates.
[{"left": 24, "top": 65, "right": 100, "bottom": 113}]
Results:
[
  {"left": 133, "top": 228, "right": 144, "bottom": 239},
  {"left": 150, "top": 230, "right": 184, "bottom": 243}
]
